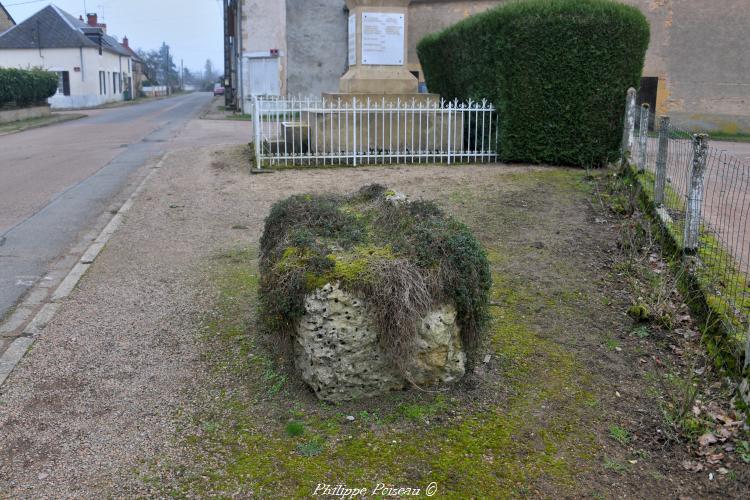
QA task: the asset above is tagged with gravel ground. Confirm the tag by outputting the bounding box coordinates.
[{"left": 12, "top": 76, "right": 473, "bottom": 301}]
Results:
[{"left": 0, "top": 134, "right": 536, "bottom": 496}]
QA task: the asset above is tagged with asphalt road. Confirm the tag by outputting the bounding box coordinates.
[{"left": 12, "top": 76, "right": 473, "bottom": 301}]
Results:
[{"left": 0, "top": 92, "right": 215, "bottom": 321}]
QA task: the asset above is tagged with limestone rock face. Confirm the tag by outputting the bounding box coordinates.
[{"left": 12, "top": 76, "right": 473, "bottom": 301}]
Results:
[{"left": 294, "top": 283, "right": 466, "bottom": 402}]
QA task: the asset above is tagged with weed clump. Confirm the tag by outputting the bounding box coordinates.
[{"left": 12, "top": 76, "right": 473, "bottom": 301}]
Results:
[{"left": 259, "top": 185, "right": 492, "bottom": 374}]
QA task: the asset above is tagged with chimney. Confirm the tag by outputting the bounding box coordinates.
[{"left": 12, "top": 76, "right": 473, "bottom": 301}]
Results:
[
  {"left": 122, "top": 36, "right": 129, "bottom": 48},
  {"left": 86, "top": 13, "right": 98, "bottom": 27}
]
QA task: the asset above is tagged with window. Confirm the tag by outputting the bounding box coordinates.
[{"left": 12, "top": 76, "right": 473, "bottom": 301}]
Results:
[
  {"left": 113, "top": 73, "right": 117, "bottom": 94},
  {"left": 56, "top": 71, "right": 70, "bottom": 96},
  {"left": 99, "top": 71, "right": 106, "bottom": 95}
]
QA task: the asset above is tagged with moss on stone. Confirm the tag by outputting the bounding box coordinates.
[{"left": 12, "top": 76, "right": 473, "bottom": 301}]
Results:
[
  {"left": 303, "top": 244, "right": 397, "bottom": 291},
  {"left": 259, "top": 185, "right": 492, "bottom": 371}
]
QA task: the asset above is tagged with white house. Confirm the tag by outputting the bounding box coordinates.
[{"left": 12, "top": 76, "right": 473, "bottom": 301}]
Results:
[{"left": 0, "top": 5, "right": 133, "bottom": 109}]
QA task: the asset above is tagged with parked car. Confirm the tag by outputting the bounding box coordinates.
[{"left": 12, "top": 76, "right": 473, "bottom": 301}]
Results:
[{"left": 213, "top": 84, "right": 225, "bottom": 96}]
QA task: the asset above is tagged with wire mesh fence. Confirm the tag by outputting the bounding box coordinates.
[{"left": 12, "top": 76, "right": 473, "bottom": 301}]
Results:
[
  {"left": 251, "top": 96, "right": 499, "bottom": 167},
  {"left": 627, "top": 93, "right": 750, "bottom": 374}
]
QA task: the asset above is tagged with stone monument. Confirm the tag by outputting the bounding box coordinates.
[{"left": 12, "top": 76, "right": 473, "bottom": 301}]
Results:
[
  {"left": 339, "top": 0, "right": 418, "bottom": 95},
  {"left": 276, "top": 0, "right": 456, "bottom": 159}
]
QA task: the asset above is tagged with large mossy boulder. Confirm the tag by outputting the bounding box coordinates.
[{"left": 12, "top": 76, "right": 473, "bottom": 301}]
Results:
[{"left": 259, "top": 185, "right": 491, "bottom": 402}]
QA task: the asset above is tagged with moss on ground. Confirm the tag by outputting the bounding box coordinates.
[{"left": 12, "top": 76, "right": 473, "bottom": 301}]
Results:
[
  {"left": 156, "top": 244, "right": 598, "bottom": 498},
  {"left": 150, "top": 168, "right": 617, "bottom": 497}
]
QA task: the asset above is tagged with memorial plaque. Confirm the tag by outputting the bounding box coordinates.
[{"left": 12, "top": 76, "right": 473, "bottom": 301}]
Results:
[
  {"left": 361, "top": 12, "right": 405, "bottom": 66},
  {"left": 348, "top": 15, "right": 357, "bottom": 66}
]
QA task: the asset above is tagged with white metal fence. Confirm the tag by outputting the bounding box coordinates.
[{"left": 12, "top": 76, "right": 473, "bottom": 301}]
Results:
[{"left": 251, "top": 96, "right": 499, "bottom": 167}]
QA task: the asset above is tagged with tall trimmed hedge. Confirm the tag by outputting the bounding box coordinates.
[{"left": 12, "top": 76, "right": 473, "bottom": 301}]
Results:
[
  {"left": 417, "top": 0, "right": 650, "bottom": 167},
  {"left": 0, "top": 68, "right": 59, "bottom": 108}
]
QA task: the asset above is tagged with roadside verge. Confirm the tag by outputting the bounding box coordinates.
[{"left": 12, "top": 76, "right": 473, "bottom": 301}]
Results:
[{"left": 0, "top": 113, "right": 86, "bottom": 136}]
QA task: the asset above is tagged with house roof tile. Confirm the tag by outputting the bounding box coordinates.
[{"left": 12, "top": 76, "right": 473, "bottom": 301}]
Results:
[{"left": 0, "top": 4, "right": 130, "bottom": 57}]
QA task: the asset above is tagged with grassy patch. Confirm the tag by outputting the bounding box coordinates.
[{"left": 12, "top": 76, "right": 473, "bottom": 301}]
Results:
[
  {"left": 608, "top": 425, "right": 631, "bottom": 446},
  {"left": 224, "top": 113, "right": 253, "bottom": 121},
  {"left": 0, "top": 113, "right": 85, "bottom": 135},
  {"left": 150, "top": 171, "right": 613, "bottom": 496},
  {"left": 285, "top": 420, "right": 305, "bottom": 437},
  {"left": 143, "top": 167, "right": 717, "bottom": 498},
  {"left": 603, "top": 457, "right": 628, "bottom": 474},
  {"left": 707, "top": 131, "right": 750, "bottom": 143}
]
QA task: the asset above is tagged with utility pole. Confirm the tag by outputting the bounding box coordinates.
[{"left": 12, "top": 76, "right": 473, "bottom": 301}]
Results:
[
  {"left": 223, "top": 0, "right": 234, "bottom": 108},
  {"left": 180, "top": 59, "right": 184, "bottom": 91}
]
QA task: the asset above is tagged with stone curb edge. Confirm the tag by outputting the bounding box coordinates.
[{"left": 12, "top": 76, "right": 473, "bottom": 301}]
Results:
[{"left": 0, "top": 153, "right": 169, "bottom": 388}]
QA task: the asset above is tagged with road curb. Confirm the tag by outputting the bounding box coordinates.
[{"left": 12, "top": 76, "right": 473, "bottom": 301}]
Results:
[{"left": 0, "top": 153, "right": 169, "bottom": 389}]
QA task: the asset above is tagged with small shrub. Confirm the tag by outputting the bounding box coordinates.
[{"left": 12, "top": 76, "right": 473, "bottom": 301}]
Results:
[
  {"left": 736, "top": 440, "right": 750, "bottom": 463},
  {"left": 259, "top": 185, "right": 492, "bottom": 374},
  {"left": 608, "top": 425, "right": 630, "bottom": 445},
  {"left": 296, "top": 439, "right": 324, "bottom": 457},
  {"left": 417, "top": 0, "right": 650, "bottom": 167},
  {"left": 285, "top": 420, "right": 305, "bottom": 437},
  {"left": 632, "top": 325, "right": 650, "bottom": 338},
  {"left": 0, "top": 67, "right": 58, "bottom": 107},
  {"left": 602, "top": 457, "right": 628, "bottom": 473}
]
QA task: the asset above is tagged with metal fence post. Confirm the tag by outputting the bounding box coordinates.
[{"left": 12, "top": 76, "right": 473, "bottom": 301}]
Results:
[
  {"left": 621, "top": 88, "right": 637, "bottom": 164},
  {"left": 352, "top": 97, "right": 358, "bottom": 167},
  {"left": 638, "top": 103, "right": 650, "bottom": 172},
  {"left": 252, "top": 95, "right": 262, "bottom": 170},
  {"left": 447, "top": 103, "right": 452, "bottom": 165},
  {"left": 683, "top": 134, "right": 709, "bottom": 252},
  {"left": 654, "top": 116, "right": 670, "bottom": 205}
]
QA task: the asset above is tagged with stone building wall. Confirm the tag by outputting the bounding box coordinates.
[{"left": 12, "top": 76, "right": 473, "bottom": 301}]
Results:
[
  {"left": 244, "top": 0, "right": 750, "bottom": 131},
  {"left": 623, "top": 0, "right": 750, "bottom": 133},
  {"left": 239, "top": 0, "right": 287, "bottom": 103},
  {"left": 408, "top": 0, "right": 750, "bottom": 132},
  {"left": 407, "top": 0, "right": 498, "bottom": 79},
  {"left": 286, "top": 0, "right": 349, "bottom": 97}
]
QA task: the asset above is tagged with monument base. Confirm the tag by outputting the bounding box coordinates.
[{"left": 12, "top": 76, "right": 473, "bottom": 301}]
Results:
[{"left": 339, "top": 66, "right": 418, "bottom": 94}]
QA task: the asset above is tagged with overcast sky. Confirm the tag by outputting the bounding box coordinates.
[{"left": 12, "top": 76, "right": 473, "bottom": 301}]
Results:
[{"left": 4, "top": 0, "right": 224, "bottom": 72}]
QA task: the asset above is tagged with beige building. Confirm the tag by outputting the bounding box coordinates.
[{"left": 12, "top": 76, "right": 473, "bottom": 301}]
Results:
[
  {"left": 0, "top": 2, "right": 15, "bottom": 33},
  {"left": 227, "top": 0, "right": 750, "bottom": 133}
]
